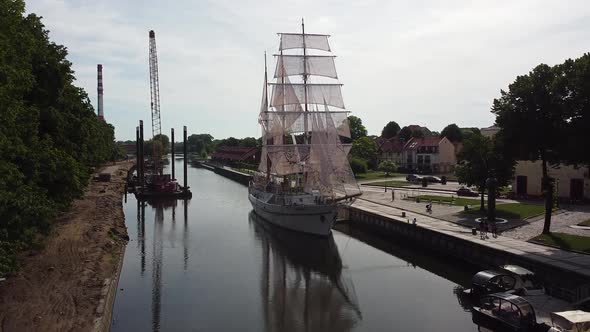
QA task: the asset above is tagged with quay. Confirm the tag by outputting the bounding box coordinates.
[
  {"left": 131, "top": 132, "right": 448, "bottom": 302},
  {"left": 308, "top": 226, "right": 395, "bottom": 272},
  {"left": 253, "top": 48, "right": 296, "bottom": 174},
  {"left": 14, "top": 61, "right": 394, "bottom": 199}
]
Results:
[
  {"left": 192, "top": 161, "right": 252, "bottom": 185},
  {"left": 197, "top": 166, "right": 590, "bottom": 302},
  {"left": 347, "top": 198, "right": 590, "bottom": 302}
]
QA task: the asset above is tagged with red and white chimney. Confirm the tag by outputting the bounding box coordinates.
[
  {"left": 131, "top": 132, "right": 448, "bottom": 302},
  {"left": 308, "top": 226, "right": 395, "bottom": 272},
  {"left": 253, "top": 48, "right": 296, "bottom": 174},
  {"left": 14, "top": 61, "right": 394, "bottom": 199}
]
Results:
[{"left": 97, "top": 64, "right": 104, "bottom": 119}]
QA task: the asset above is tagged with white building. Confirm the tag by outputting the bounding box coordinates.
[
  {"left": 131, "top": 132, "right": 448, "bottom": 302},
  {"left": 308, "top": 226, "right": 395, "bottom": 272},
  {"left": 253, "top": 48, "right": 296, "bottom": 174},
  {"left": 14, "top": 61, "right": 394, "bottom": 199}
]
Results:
[{"left": 513, "top": 161, "right": 589, "bottom": 200}]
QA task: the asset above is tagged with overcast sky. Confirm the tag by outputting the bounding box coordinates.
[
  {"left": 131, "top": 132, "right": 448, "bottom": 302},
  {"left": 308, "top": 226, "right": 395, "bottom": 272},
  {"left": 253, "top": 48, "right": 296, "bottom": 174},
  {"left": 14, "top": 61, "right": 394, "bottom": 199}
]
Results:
[{"left": 26, "top": 0, "right": 590, "bottom": 141}]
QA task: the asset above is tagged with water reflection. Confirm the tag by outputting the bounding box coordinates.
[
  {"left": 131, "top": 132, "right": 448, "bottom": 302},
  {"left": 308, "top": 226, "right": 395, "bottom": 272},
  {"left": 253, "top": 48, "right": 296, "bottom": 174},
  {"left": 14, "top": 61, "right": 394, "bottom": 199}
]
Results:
[
  {"left": 249, "top": 212, "right": 362, "bottom": 332},
  {"left": 136, "top": 199, "right": 189, "bottom": 332}
]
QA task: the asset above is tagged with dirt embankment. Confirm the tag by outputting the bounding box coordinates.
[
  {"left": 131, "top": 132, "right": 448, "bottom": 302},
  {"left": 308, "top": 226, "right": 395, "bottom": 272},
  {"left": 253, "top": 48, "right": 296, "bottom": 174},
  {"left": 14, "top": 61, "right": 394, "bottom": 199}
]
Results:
[{"left": 0, "top": 161, "right": 132, "bottom": 332}]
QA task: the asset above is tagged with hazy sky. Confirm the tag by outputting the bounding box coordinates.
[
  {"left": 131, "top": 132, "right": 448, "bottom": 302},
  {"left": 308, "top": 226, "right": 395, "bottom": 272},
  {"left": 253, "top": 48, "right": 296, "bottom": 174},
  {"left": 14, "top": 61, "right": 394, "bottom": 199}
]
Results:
[{"left": 26, "top": 0, "right": 590, "bottom": 141}]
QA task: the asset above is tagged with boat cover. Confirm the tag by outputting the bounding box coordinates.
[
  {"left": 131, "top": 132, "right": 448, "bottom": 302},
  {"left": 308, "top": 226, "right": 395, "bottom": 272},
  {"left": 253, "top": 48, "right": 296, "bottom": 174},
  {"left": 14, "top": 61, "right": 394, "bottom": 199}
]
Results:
[{"left": 550, "top": 310, "right": 590, "bottom": 332}]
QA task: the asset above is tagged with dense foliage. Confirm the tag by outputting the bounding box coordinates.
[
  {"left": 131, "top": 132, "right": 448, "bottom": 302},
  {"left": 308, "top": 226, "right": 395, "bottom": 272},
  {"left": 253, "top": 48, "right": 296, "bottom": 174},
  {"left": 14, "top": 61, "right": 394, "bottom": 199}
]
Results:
[
  {"left": 381, "top": 121, "right": 401, "bottom": 139},
  {"left": 378, "top": 160, "right": 397, "bottom": 176},
  {"left": 350, "top": 157, "right": 368, "bottom": 174},
  {"left": 440, "top": 123, "right": 462, "bottom": 142},
  {"left": 347, "top": 115, "right": 367, "bottom": 140},
  {"left": 398, "top": 126, "right": 425, "bottom": 140},
  {"left": 0, "top": 0, "right": 119, "bottom": 275},
  {"left": 492, "top": 53, "right": 590, "bottom": 233},
  {"left": 351, "top": 136, "right": 378, "bottom": 169},
  {"left": 454, "top": 133, "right": 514, "bottom": 210}
]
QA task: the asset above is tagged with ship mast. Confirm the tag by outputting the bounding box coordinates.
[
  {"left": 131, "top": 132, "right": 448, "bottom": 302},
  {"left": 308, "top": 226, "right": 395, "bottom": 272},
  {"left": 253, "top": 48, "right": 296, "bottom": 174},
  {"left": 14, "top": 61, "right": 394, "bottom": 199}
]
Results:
[
  {"left": 264, "top": 52, "right": 271, "bottom": 183},
  {"left": 302, "top": 18, "right": 309, "bottom": 144}
]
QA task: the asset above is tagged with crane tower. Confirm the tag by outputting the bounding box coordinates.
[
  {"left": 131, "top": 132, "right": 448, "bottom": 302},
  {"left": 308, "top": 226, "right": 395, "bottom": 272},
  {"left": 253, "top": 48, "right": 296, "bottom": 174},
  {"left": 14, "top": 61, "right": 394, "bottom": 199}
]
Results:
[{"left": 148, "top": 30, "right": 163, "bottom": 173}]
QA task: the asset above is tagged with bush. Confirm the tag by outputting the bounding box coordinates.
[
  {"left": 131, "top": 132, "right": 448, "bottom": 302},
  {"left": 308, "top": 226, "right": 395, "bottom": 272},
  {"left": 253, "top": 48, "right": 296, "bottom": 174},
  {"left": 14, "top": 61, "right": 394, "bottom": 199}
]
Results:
[
  {"left": 378, "top": 160, "right": 397, "bottom": 176},
  {"left": 350, "top": 157, "right": 368, "bottom": 174}
]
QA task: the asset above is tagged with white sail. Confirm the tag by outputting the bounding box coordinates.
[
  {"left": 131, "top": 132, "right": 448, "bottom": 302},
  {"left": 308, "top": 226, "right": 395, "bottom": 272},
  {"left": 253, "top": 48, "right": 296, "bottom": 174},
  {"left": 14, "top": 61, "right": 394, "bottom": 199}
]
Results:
[
  {"left": 274, "top": 55, "right": 338, "bottom": 79},
  {"left": 270, "top": 83, "right": 344, "bottom": 109},
  {"left": 279, "top": 33, "right": 331, "bottom": 51},
  {"left": 256, "top": 24, "right": 359, "bottom": 197},
  {"left": 260, "top": 110, "right": 350, "bottom": 138}
]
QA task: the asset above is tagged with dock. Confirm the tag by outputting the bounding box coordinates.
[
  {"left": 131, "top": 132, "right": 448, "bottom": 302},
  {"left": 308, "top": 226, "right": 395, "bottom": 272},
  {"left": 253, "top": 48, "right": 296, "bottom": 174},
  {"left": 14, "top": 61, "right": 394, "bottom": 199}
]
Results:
[{"left": 347, "top": 198, "right": 590, "bottom": 302}]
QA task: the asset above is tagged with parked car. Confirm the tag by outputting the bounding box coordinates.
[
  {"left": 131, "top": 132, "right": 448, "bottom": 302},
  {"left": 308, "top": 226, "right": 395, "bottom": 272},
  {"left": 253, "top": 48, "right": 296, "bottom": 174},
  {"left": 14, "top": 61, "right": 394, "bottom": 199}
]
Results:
[
  {"left": 457, "top": 187, "right": 479, "bottom": 197},
  {"left": 406, "top": 174, "right": 423, "bottom": 182},
  {"left": 423, "top": 175, "right": 442, "bottom": 183}
]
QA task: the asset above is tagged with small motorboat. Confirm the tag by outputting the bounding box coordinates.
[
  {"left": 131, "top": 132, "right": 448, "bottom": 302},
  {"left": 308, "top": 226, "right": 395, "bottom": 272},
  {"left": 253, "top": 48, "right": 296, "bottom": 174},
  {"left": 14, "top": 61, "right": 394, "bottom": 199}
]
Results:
[
  {"left": 500, "top": 265, "right": 545, "bottom": 296},
  {"left": 472, "top": 292, "right": 547, "bottom": 332},
  {"left": 465, "top": 265, "right": 545, "bottom": 298},
  {"left": 464, "top": 270, "right": 519, "bottom": 297}
]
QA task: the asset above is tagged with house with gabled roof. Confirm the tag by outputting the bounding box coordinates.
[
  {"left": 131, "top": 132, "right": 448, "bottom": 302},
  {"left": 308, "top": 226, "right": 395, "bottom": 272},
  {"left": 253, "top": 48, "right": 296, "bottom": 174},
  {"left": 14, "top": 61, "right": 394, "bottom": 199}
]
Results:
[
  {"left": 401, "top": 136, "right": 458, "bottom": 173},
  {"left": 376, "top": 137, "right": 404, "bottom": 165}
]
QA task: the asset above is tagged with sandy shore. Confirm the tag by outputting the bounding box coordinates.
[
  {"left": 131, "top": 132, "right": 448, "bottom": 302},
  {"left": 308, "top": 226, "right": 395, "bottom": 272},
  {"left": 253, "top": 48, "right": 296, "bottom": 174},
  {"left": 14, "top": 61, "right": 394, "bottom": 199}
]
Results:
[{"left": 0, "top": 161, "right": 132, "bottom": 332}]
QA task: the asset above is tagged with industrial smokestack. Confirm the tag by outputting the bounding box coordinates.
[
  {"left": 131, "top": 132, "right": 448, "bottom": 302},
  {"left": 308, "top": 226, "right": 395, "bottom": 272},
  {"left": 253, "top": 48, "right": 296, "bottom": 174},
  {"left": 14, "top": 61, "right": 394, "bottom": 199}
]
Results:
[{"left": 97, "top": 64, "right": 104, "bottom": 120}]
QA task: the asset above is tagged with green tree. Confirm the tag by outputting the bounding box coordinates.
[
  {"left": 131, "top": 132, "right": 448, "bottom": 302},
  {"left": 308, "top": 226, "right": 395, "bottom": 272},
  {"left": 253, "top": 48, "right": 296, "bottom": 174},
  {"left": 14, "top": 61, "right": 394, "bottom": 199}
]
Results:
[
  {"left": 347, "top": 115, "right": 367, "bottom": 140},
  {"left": 492, "top": 64, "right": 565, "bottom": 233},
  {"left": 187, "top": 133, "right": 214, "bottom": 155},
  {"left": 153, "top": 134, "right": 169, "bottom": 152},
  {"left": 398, "top": 126, "right": 412, "bottom": 141},
  {"left": 0, "top": 0, "right": 120, "bottom": 274},
  {"left": 398, "top": 126, "right": 425, "bottom": 141},
  {"left": 455, "top": 134, "right": 514, "bottom": 210},
  {"left": 378, "top": 160, "right": 397, "bottom": 176},
  {"left": 350, "top": 157, "right": 368, "bottom": 174},
  {"left": 381, "top": 121, "right": 401, "bottom": 139},
  {"left": 240, "top": 137, "right": 258, "bottom": 147},
  {"left": 559, "top": 53, "right": 590, "bottom": 166},
  {"left": 440, "top": 124, "right": 463, "bottom": 142},
  {"left": 351, "top": 137, "right": 377, "bottom": 169}
]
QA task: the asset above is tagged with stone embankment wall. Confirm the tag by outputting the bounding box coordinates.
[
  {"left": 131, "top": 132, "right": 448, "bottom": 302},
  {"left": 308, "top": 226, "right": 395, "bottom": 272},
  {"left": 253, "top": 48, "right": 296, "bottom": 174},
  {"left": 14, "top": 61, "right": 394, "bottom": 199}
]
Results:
[{"left": 347, "top": 206, "right": 590, "bottom": 303}]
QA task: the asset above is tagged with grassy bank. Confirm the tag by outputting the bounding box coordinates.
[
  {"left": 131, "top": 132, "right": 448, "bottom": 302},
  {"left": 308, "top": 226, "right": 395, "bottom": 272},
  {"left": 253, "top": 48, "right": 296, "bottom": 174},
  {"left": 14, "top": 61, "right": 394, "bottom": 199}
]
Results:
[
  {"left": 532, "top": 233, "right": 590, "bottom": 254},
  {"left": 355, "top": 171, "right": 402, "bottom": 181},
  {"left": 409, "top": 194, "right": 546, "bottom": 220},
  {"left": 366, "top": 180, "right": 411, "bottom": 187},
  {"left": 462, "top": 203, "right": 545, "bottom": 220}
]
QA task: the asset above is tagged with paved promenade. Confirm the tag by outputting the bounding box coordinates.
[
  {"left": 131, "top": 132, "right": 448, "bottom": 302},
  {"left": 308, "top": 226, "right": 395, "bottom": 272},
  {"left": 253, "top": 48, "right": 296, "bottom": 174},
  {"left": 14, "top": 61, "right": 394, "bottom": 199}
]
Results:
[{"left": 351, "top": 198, "right": 590, "bottom": 279}]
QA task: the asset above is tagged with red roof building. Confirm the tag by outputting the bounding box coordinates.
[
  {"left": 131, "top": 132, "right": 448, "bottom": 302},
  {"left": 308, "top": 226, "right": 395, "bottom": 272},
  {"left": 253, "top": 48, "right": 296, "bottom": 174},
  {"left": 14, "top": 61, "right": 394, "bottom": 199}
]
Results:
[{"left": 211, "top": 146, "right": 260, "bottom": 165}]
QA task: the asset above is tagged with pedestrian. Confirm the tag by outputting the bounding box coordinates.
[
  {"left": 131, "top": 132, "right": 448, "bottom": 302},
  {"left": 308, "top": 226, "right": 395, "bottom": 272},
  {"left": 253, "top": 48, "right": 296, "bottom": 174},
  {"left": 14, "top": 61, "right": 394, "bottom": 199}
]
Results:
[
  {"left": 491, "top": 221, "right": 498, "bottom": 238},
  {"left": 391, "top": 190, "right": 395, "bottom": 202},
  {"left": 412, "top": 217, "right": 417, "bottom": 225},
  {"left": 480, "top": 220, "right": 487, "bottom": 240}
]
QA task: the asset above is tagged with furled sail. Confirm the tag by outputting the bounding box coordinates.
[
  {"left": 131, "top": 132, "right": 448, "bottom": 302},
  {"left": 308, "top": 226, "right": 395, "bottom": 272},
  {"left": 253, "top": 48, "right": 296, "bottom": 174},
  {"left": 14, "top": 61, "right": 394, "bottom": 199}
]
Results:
[
  {"left": 274, "top": 55, "right": 338, "bottom": 79},
  {"left": 279, "top": 33, "right": 331, "bottom": 51},
  {"left": 270, "top": 83, "right": 344, "bottom": 109}
]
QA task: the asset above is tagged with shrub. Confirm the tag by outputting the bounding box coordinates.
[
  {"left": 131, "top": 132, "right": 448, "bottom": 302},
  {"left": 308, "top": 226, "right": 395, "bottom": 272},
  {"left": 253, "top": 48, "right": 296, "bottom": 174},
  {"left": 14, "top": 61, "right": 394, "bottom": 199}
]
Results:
[{"left": 350, "top": 157, "right": 368, "bottom": 174}]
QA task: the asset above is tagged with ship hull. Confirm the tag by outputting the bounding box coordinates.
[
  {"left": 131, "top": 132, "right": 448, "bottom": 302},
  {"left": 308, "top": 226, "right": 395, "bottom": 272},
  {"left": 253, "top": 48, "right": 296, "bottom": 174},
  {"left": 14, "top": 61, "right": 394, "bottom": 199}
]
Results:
[{"left": 248, "top": 192, "right": 337, "bottom": 236}]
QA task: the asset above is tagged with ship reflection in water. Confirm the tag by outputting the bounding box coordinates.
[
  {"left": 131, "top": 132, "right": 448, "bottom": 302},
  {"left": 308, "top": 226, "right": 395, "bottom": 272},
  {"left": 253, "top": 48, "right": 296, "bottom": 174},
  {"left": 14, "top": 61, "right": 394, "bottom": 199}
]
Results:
[
  {"left": 113, "top": 165, "right": 479, "bottom": 331},
  {"left": 250, "top": 212, "right": 362, "bottom": 332}
]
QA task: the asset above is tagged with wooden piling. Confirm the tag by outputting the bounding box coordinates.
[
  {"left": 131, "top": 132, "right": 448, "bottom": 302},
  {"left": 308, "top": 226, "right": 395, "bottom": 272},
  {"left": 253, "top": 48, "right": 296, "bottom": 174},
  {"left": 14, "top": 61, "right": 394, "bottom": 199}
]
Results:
[
  {"left": 171, "top": 128, "right": 175, "bottom": 180},
  {"left": 183, "top": 126, "right": 187, "bottom": 194}
]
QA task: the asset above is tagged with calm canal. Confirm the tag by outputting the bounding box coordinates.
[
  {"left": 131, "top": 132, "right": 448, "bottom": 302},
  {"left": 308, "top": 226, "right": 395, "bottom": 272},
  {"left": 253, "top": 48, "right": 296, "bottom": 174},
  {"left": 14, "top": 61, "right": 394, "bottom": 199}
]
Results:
[{"left": 112, "top": 158, "right": 482, "bottom": 331}]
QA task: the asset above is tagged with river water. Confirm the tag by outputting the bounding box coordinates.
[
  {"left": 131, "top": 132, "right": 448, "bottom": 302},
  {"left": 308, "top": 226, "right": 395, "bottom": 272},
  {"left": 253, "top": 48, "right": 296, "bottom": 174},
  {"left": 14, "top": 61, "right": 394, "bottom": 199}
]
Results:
[{"left": 111, "top": 159, "right": 482, "bottom": 331}]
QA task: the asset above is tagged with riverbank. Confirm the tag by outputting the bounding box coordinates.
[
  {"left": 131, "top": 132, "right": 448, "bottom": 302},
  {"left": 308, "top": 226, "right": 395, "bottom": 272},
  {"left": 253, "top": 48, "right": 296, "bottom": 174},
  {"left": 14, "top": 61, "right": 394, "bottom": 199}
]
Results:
[{"left": 0, "top": 161, "right": 132, "bottom": 332}]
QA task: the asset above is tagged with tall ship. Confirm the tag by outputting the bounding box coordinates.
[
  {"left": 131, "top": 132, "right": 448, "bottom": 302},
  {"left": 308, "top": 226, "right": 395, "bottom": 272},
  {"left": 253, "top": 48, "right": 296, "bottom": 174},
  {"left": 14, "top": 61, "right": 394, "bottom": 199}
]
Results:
[{"left": 248, "top": 20, "right": 362, "bottom": 236}]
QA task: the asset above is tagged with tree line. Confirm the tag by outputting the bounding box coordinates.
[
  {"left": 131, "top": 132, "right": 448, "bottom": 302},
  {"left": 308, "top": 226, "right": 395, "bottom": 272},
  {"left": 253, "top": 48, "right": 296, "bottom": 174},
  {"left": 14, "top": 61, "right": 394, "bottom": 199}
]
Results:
[{"left": 0, "top": 0, "right": 121, "bottom": 275}]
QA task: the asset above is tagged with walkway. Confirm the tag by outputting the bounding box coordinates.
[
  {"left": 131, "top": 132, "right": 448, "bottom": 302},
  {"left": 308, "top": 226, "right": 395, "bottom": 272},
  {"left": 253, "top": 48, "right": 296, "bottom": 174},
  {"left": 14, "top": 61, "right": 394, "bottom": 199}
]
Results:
[
  {"left": 350, "top": 198, "right": 590, "bottom": 279},
  {"left": 503, "top": 208, "right": 590, "bottom": 240}
]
